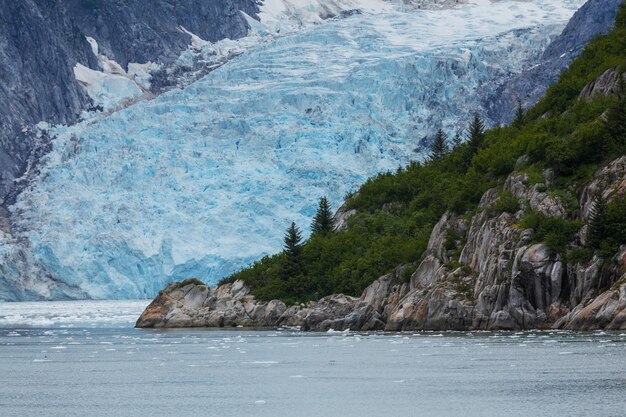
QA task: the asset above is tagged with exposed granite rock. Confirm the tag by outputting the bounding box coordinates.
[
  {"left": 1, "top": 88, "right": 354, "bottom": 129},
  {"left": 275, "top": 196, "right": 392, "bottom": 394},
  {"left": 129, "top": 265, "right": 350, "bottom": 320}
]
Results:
[
  {"left": 556, "top": 247, "right": 626, "bottom": 330},
  {"left": 579, "top": 156, "right": 626, "bottom": 220},
  {"left": 332, "top": 202, "right": 357, "bottom": 232}
]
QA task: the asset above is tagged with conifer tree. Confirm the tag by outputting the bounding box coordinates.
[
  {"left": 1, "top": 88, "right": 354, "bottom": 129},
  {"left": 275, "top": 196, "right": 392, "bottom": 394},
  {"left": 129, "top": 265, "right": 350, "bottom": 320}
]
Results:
[
  {"left": 513, "top": 100, "right": 525, "bottom": 129},
  {"left": 587, "top": 194, "right": 607, "bottom": 249},
  {"left": 463, "top": 113, "right": 485, "bottom": 167},
  {"left": 311, "top": 197, "right": 334, "bottom": 235},
  {"left": 282, "top": 222, "right": 304, "bottom": 279},
  {"left": 451, "top": 130, "right": 463, "bottom": 149},
  {"left": 429, "top": 129, "right": 448, "bottom": 160}
]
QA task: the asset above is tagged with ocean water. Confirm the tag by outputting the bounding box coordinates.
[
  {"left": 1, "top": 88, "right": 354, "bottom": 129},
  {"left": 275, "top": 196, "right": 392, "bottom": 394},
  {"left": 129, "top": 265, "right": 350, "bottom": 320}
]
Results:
[{"left": 0, "top": 301, "right": 625, "bottom": 417}]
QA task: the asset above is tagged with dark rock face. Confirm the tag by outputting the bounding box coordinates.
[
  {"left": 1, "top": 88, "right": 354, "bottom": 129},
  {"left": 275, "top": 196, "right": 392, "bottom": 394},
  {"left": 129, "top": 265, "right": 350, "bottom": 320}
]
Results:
[
  {"left": 485, "top": 0, "right": 623, "bottom": 125},
  {"left": 60, "top": 0, "right": 259, "bottom": 69},
  {"left": 0, "top": 0, "right": 258, "bottom": 202},
  {"left": 0, "top": 0, "right": 96, "bottom": 200}
]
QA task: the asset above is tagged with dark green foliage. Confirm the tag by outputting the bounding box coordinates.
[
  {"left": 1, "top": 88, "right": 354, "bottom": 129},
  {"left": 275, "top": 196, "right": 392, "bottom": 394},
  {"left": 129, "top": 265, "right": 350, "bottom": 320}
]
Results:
[
  {"left": 430, "top": 129, "right": 449, "bottom": 160},
  {"left": 597, "top": 194, "right": 626, "bottom": 259},
  {"left": 490, "top": 190, "right": 519, "bottom": 215},
  {"left": 311, "top": 197, "right": 334, "bottom": 235},
  {"left": 513, "top": 100, "right": 525, "bottom": 129},
  {"left": 603, "top": 76, "right": 626, "bottom": 155},
  {"left": 282, "top": 222, "right": 303, "bottom": 280},
  {"left": 451, "top": 131, "right": 463, "bottom": 149},
  {"left": 567, "top": 246, "right": 594, "bottom": 264},
  {"left": 444, "top": 228, "right": 461, "bottom": 251},
  {"left": 221, "top": 6, "right": 626, "bottom": 303},
  {"left": 463, "top": 113, "right": 485, "bottom": 168},
  {"left": 519, "top": 212, "right": 582, "bottom": 254},
  {"left": 587, "top": 194, "right": 607, "bottom": 249}
]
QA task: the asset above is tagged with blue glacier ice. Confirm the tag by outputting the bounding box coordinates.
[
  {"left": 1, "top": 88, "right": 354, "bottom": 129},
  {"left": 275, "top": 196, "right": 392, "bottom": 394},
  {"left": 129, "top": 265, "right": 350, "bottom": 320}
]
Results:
[{"left": 0, "top": 0, "right": 586, "bottom": 300}]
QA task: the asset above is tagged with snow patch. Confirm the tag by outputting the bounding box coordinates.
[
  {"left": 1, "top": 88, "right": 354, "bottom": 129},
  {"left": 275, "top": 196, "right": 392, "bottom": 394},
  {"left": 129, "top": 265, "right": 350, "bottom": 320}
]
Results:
[
  {"left": 74, "top": 37, "right": 158, "bottom": 110},
  {"left": 74, "top": 64, "right": 142, "bottom": 110}
]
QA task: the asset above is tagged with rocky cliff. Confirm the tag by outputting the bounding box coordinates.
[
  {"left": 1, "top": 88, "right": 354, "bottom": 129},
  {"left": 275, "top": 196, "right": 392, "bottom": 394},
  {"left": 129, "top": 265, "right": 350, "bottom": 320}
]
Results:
[
  {"left": 137, "top": 149, "right": 626, "bottom": 331},
  {"left": 0, "top": 0, "right": 257, "bottom": 202}
]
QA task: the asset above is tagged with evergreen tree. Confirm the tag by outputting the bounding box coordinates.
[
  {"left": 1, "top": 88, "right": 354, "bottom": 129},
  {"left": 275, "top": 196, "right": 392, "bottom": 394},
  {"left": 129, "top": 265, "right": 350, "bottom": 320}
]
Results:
[
  {"left": 451, "top": 130, "right": 463, "bottom": 149},
  {"left": 463, "top": 113, "right": 485, "bottom": 167},
  {"left": 587, "top": 194, "right": 607, "bottom": 249},
  {"left": 429, "top": 129, "right": 448, "bottom": 160},
  {"left": 311, "top": 197, "right": 334, "bottom": 235},
  {"left": 513, "top": 100, "right": 525, "bottom": 129},
  {"left": 282, "top": 222, "right": 304, "bottom": 279}
]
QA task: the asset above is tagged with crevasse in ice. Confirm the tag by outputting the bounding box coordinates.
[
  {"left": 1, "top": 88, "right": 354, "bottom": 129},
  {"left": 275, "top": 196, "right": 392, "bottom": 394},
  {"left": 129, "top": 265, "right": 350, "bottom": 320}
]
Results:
[{"left": 2, "top": 0, "right": 585, "bottom": 299}]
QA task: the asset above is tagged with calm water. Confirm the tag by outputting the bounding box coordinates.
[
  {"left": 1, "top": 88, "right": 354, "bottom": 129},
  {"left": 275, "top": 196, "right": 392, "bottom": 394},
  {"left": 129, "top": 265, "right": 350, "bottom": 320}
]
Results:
[{"left": 0, "top": 301, "right": 625, "bottom": 417}]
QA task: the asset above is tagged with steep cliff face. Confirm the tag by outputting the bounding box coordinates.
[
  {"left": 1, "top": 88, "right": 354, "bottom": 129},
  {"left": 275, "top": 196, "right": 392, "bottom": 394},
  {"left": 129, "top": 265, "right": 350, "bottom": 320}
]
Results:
[
  {"left": 0, "top": 0, "right": 94, "bottom": 199},
  {"left": 486, "top": 0, "right": 623, "bottom": 125},
  {"left": 0, "top": 0, "right": 257, "bottom": 201},
  {"left": 137, "top": 155, "right": 626, "bottom": 331}
]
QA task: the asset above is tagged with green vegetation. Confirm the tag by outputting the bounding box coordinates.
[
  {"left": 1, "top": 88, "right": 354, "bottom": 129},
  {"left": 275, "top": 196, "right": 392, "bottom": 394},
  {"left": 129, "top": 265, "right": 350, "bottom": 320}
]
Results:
[
  {"left": 588, "top": 194, "right": 626, "bottom": 260},
  {"left": 311, "top": 197, "right": 334, "bottom": 235},
  {"left": 429, "top": 129, "right": 449, "bottom": 160},
  {"left": 221, "top": 5, "right": 626, "bottom": 303},
  {"left": 519, "top": 212, "right": 582, "bottom": 254},
  {"left": 490, "top": 190, "right": 520, "bottom": 216}
]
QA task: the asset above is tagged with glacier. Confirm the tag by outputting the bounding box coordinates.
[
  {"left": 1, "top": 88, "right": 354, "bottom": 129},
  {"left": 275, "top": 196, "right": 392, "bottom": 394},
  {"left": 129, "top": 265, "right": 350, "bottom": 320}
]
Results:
[{"left": 0, "top": 0, "right": 587, "bottom": 300}]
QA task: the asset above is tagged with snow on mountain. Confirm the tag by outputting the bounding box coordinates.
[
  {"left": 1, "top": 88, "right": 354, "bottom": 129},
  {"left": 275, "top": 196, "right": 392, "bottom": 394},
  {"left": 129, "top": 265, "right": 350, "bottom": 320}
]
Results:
[{"left": 1, "top": 0, "right": 585, "bottom": 300}]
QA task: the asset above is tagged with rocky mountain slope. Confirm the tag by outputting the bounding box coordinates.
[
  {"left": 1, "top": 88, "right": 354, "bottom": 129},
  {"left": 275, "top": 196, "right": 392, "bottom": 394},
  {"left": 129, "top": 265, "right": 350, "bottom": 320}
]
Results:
[
  {"left": 485, "top": 0, "right": 622, "bottom": 125},
  {"left": 0, "top": 0, "right": 258, "bottom": 202},
  {"left": 1, "top": 0, "right": 603, "bottom": 301}
]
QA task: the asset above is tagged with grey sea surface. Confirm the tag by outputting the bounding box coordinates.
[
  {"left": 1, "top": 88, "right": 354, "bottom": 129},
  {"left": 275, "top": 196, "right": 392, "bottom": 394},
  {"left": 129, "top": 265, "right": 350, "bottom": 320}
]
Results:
[{"left": 0, "top": 300, "right": 625, "bottom": 417}]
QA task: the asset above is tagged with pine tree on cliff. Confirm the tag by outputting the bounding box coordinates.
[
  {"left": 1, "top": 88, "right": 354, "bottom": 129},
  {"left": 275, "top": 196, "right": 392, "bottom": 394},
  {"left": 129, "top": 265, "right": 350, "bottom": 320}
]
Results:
[
  {"left": 587, "top": 194, "right": 607, "bottom": 250},
  {"left": 429, "top": 129, "right": 448, "bottom": 160},
  {"left": 282, "top": 222, "right": 304, "bottom": 279},
  {"left": 513, "top": 100, "right": 525, "bottom": 129},
  {"left": 463, "top": 113, "right": 485, "bottom": 167},
  {"left": 311, "top": 197, "right": 334, "bottom": 235}
]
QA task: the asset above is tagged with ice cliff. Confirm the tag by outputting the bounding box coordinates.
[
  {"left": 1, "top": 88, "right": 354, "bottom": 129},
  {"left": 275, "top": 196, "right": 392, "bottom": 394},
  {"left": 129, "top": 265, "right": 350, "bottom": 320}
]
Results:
[{"left": 0, "top": 0, "right": 604, "bottom": 300}]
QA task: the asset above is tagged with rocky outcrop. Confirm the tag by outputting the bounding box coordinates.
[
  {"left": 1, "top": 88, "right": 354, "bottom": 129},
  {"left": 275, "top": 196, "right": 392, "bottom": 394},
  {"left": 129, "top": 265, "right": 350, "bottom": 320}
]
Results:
[
  {"left": 556, "top": 247, "right": 626, "bottom": 330},
  {"left": 138, "top": 155, "right": 626, "bottom": 331},
  {"left": 332, "top": 202, "right": 357, "bottom": 232},
  {"left": 580, "top": 69, "right": 625, "bottom": 101},
  {"left": 579, "top": 156, "right": 626, "bottom": 220}
]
